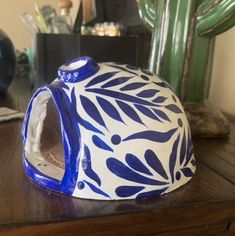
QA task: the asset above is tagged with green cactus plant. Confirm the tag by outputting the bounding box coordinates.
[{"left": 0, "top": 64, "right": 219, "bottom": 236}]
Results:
[
  {"left": 138, "top": 0, "right": 235, "bottom": 137},
  {"left": 138, "top": 0, "right": 235, "bottom": 102}
]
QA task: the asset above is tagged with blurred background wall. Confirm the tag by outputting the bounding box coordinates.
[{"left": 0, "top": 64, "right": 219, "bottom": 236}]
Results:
[
  {"left": 0, "top": 0, "right": 58, "bottom": 50},
  {"left": 209, "top": 27, "right": 235, "bottom": 116},
  {"left": 0, "top": 1, "right": 234, "bottom": 115}
]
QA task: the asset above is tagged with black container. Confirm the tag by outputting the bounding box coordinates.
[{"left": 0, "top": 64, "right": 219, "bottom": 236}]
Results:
[
  {"left": 0, "top": 29, "right": 16, "bottom": 93},
  {"left": 35, "top": 33, "right": 149, "bottom": 86}
]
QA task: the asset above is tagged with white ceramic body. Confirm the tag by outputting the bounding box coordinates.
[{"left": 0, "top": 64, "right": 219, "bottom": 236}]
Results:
[{"left": 22, "top": 57, "right": 196, "bottom": 200}]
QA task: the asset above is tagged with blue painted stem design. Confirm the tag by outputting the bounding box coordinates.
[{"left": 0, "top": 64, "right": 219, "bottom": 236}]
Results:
[
  {"left": 107, "top": 157, "right": 168, "bottom": 186},
  {"left": 123, "top": 129, "right": 177, "bottom": 143},
  {"left": 82, "top": 145, "right": 101, "bottom": 186}
]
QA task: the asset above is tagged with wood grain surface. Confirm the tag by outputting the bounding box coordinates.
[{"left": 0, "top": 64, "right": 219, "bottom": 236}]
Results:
[{"left": 1, "top": 76, "right": 235, "bottom": 235}]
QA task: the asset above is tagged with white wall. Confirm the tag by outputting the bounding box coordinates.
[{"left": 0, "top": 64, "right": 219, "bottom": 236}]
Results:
[
  {"left": 0, "top": 0, "right": 82, "bottom": 51},
  {"left": 209, "top": 27, "right": 235, "bottom": 116},
  {"left": 0, "top": 0, "right": 58, "bottom": 50}
]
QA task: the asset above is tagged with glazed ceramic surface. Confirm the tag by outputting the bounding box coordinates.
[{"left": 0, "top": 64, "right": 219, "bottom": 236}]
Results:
[{"left": 22, "top": 57, "right": 196, "bottom": 200}]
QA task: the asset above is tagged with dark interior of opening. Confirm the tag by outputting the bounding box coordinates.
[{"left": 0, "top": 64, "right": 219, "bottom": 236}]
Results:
[{"left": 41, "top": 98, "right": 65, "bottom": 170}]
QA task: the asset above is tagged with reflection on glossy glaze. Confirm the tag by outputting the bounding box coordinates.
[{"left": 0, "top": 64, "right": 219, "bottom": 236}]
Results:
[{"left": 22, "top": 57, "right": 196, "bottom": 200}]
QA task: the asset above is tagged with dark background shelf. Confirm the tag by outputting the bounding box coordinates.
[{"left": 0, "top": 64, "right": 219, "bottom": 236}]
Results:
[{"left": 35, "top": 34, "right": 150, "bottom": 87}]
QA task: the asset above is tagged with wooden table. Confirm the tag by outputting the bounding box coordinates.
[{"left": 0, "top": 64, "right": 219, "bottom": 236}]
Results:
[{"left": 1, "top": 75, "right": 235, "bottom": 236}]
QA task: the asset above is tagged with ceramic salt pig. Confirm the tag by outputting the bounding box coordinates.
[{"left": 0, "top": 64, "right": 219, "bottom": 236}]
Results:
[{"left": 22, "top": 57, "right": 196, "bottom": 200}]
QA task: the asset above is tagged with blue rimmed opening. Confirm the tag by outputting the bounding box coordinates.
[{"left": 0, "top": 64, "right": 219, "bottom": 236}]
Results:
[
  {"left": 58, "top": 57, "right": 99, "bottom": 83},
  {"left": 22, "top": 86, "right": 80, "bottom": 196}
]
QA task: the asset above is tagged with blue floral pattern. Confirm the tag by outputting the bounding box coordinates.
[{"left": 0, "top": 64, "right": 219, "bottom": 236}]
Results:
[
  {"left": 23, "top": 58, "right": 196, "bottom": 200},
  {"left": 107, "top": 132, "right": 194, "bottom": 198}
]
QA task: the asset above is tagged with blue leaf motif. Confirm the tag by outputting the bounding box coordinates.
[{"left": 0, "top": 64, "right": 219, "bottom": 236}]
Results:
[
  {"left": 106, "top": 158, "right": 168, "bottom": 185},
  {"left": 181, "top": 167, "right": 194, "bottom": 177},
  {"left": 184, "top": 130, "right": 194, "bottom": 167},
  {"left": 83, "top": 180, "right": 110, "bottom": 198},
  {"left": 73, "top": 112, "right": 104, "bottom": 135},
  {"left": 86, "top": 88, "right": 159, "bottom": 107},
  {"left": 135, "top": 104, "right": 162, "bottom": 122},
  {"left": 85, "top": 71, "right": 119, "bottom": 87},
  {"left": 152, "top": 108, "right": 170, "bottom": 122},
  {"left": 144, "top": 150, "right": 168, "bottom": 180},
  {"left": 137, "top": 187, "right": 168, "bottom": 199},
  {"left": 125, "top": 153, "right": 153, "bottom": 176},
  {"left": 154, "top": 82, "right": 168, "bottom": 88},
  {"left": 120, "top": 82, "right": 148, "bottom": 91},
  {"left": 141, "top": 75, "right": 149, "bottom": 81},
  {"left": 180, "top": 131, "right": 186, "bottom": 165},
  {"left": 65, "top": 88, "right": 104, "bottom": 135},
  {"left": 96, "top": 96, "right": 124, "bottom": 124},
  {"left": 165, "top": 104, "right": 183, "bottom": 113},
  {"left": 123, "top": 129, "right": 177, "bottom": 143},
  {"left": 152, "top": 96, "right": 167, "bottom": 103},
  {"left": 137, "top": 89, "right": 159, "bottom": 98},
  {"left": 101, "top": 76, "right": 132, "bottom": 88},
  {"left": 141, "top": 68, "right": 153, "bottom": 76},
  {"left": 115, "top": 186, "right": 145, "bottom": 197},
  {"left": 191, "top": 159, "right": 196, "bottom": 166},
  {"left": 82, "top": 146, "right": 101, "bottom": 186},
  {"left": 70, "top": 87, "right": 77, "bottom": 108},
  {"left": 186, "top": 148, "right": 193, "bottom": 166},
  {"left": 80, "top": 95, "right": 107, "bottom": 129},
  {"left": 116, "top": 100, "right": 144, "bottom": 125},
  {"left": 176, "top": 171, "right": 181, "bottom": 181},
  {"left": 169, "top": 135, "right": 180, "bottom": 183},
  {"left": 107, "top": 64, "right": 139, "bottom": 76},
  {"left": 184, "top": 144, "right": 193, "bottom": 166},
  {"left": 154, "top": 82, "right": 174, "bottom": 91},
  {"left": 92, "top": 135, "right": 113, "bottom": 152}
]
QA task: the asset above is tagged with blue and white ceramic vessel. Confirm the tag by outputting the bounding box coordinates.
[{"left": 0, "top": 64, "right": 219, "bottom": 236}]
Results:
[{"left": 22, "top": 57, "right": 196, "bottom": 200}]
